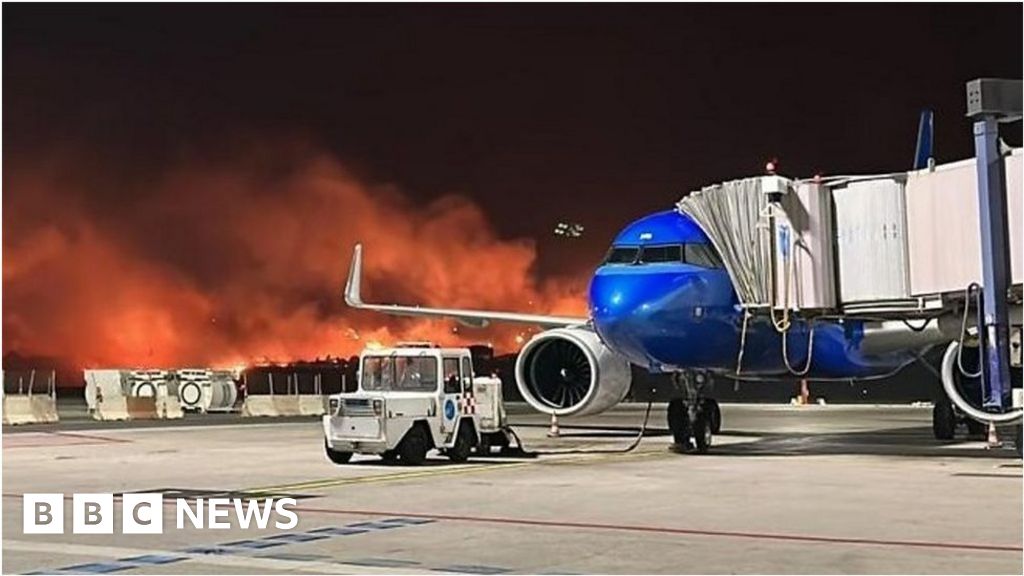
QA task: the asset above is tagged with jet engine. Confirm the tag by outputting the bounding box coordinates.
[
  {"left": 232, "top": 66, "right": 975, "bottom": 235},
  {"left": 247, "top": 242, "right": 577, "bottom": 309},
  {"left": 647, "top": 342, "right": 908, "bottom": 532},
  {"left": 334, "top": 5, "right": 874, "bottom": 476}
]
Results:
[{"left": 515, "top": 327, "right": 632, "bottom": 416}]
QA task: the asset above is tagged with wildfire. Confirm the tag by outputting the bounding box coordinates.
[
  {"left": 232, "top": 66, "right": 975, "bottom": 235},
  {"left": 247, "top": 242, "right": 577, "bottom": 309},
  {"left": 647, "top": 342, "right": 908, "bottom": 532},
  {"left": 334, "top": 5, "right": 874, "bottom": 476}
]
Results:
[{"left": 3, "top": 145, "right": 588, "bottom": 368}]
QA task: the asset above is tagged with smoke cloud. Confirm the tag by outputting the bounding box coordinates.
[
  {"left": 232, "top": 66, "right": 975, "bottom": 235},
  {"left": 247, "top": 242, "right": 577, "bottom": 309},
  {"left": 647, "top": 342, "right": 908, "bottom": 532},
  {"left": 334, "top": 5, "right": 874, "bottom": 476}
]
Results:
[{"left": 2, "top": 143, "right": 588, "bottom": 368}]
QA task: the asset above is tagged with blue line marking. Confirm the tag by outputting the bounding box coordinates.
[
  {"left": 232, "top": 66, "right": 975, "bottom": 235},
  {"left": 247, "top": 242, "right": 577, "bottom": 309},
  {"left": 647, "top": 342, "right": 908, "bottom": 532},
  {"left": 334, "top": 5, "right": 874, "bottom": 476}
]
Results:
[
  {"left": 220, "top": 539, "right": 287, "bottom": 549},
  {"left": 379, "top": 517, "right": 436, "bottom": 525},
  {"left": 119, "top": 554, "right": 186, "bottom": 565},
  {"left": 437, "top": 565, "right": 513, "bottom": 574},
  {"left": 56, "top": 562, "right": 133, "bottom": 574},
  {"left": 264, "top": 532, "right": 329, "bottom": 543},
  {"left": 182, "top": 545, "right": 240, "bottom": 555},
  {"left": 306, "top": 526, "right": 370, "bottom": 536},
  {"left": 346, "top": 521, "right": 402, "bottom": 530}
]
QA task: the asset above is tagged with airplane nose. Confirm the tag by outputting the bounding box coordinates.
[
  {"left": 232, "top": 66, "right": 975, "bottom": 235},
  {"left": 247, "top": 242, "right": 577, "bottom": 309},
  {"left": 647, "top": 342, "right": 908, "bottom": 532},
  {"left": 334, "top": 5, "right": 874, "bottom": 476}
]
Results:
[{"left": 589, "top": 269, "right": 664, "bottom": 364}]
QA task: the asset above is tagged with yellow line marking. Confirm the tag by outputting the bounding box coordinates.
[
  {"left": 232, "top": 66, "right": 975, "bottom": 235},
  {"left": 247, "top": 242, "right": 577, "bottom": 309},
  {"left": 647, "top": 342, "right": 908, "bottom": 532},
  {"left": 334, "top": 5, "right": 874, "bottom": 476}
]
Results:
[{"left": 249, "top": 448, "right": 673, "bottom": 494}]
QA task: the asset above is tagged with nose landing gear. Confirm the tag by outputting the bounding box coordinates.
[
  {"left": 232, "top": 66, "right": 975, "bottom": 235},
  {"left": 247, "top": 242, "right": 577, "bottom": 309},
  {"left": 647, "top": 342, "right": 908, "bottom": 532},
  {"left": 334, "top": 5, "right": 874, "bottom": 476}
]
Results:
[{"left": 667, "top": 371, "right": 720, "bottom": 454}]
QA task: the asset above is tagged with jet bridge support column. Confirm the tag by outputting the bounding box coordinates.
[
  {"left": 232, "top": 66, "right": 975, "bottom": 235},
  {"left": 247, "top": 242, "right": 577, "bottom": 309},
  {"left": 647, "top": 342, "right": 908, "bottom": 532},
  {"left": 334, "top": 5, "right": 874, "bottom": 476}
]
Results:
[{"left": 966, "top": 78, "right": 1023, "bottom": 412}]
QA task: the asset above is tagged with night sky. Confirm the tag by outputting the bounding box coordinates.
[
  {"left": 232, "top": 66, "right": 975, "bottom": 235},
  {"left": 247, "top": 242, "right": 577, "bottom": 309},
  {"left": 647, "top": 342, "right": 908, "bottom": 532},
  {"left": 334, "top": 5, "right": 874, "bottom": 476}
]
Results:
[{"left": 3, "top": 3, "right": 1022, "bottom": 366}]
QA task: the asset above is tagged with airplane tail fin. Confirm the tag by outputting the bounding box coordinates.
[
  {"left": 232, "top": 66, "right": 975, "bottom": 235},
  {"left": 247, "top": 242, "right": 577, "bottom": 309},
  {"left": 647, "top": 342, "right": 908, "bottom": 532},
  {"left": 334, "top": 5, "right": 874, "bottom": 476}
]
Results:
[
  {"left": 344, "top": 243, "right": 364, "bottom": 307},
  {"left": 913, "top": 109, "right": 934, "bottom": 170}
]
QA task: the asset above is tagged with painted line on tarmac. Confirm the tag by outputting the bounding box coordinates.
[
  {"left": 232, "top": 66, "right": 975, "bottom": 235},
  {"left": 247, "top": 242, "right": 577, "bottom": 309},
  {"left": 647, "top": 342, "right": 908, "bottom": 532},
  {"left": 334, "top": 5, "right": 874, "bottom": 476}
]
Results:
[
  {"left": 249, "top": 449, "right": 671, "bottom": 494},
  {"left": 2, "top": 431, "right": 133, "bottom": 449},
  {"left": 4, "top": 539, "right": 450, "bottom": 575},
  {"left": 290, "top": 505, "right": 1024, "bottom": 554},
  {"left": 248, "top": 461, "right": 536, "bottom": 493}
]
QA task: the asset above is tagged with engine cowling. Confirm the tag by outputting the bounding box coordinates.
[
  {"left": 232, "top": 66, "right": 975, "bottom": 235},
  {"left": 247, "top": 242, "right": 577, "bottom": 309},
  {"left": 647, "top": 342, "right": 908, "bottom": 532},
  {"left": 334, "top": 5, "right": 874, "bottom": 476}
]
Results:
[{"left": 515, "top": 327, "right": 631, "bottom": 416}]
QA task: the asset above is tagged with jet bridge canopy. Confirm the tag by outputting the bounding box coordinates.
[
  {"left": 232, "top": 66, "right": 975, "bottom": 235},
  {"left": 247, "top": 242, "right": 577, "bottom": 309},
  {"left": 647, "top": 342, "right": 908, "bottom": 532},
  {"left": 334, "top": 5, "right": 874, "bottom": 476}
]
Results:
[{"left": 677, "top": 149, "right": 1023, "bottom": 314}]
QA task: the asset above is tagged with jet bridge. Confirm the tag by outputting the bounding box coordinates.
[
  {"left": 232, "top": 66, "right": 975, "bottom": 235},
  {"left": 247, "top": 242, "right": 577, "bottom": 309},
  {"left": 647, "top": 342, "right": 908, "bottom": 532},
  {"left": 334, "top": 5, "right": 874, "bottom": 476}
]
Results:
[
  {"left": 677, "top": 150, "right": 1022, "bottom": 315},
  {"left": 677, "top": 78, "right": 1023, "bottom": 437}
]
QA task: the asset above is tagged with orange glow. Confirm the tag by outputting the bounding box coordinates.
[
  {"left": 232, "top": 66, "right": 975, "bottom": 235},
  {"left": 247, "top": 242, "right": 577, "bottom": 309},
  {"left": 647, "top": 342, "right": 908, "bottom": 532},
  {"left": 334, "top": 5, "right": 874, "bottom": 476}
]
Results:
[{"left": 3, "top": 145, "right": 588, "bottom": 369}]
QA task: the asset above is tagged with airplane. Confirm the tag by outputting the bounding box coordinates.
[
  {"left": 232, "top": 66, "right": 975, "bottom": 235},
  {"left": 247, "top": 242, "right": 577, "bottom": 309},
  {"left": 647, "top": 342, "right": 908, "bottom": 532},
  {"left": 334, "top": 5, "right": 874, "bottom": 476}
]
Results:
[
  {"left": 343, "top": 206, "right": 966, "bottom": 455},
  {"left": 342, "top": 114, "right": 1021, "bottom": 454}
]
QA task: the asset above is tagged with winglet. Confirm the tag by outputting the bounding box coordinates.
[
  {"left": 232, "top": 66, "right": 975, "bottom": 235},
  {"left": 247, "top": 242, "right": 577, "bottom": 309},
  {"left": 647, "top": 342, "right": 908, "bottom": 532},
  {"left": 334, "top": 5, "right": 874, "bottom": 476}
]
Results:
[{"left": 344, "top": 243, "right": 364, "bottom": 307}]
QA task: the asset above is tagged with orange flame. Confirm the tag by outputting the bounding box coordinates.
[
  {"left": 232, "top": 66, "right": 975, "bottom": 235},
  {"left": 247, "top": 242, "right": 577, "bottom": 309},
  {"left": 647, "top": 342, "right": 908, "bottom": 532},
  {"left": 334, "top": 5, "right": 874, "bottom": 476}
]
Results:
[{"left": 3, "top": 145, "right": 587, "bottom": 369}]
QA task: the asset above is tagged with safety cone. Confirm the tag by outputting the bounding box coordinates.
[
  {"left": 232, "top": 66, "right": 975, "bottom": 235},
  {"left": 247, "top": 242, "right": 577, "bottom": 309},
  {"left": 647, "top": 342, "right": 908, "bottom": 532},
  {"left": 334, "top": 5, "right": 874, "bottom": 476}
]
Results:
[{"left": 547, "top": 413, "right": 560, "bottom": 437}]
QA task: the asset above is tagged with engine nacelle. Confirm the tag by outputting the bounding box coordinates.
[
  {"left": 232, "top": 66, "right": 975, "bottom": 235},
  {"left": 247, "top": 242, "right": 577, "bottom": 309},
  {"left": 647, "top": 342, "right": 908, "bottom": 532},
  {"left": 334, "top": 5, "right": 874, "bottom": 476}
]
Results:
[{"left": 515, "top": 327, "right": 631, "bottom": 416}]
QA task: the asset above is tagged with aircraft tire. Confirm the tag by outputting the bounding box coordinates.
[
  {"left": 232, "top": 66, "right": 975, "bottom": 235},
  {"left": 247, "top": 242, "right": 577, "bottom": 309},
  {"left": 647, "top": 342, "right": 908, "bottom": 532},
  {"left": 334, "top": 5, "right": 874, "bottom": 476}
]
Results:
[
  {"left": 705, "top": 398, "right": 722, "bottom": 434},
  {"left": 667, "top": 399, "right": 690, "bottom": 447},
  {"left": 693, "top": 410, "right": 713, "bottom": 454}
]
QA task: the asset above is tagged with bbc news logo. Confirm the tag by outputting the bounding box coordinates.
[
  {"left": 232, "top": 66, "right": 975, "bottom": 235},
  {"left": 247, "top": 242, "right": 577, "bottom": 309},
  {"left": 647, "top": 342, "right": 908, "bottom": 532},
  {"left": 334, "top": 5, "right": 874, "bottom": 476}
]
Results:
[{"left": 24, "top": 494, "right": 298, "bottom": 534}]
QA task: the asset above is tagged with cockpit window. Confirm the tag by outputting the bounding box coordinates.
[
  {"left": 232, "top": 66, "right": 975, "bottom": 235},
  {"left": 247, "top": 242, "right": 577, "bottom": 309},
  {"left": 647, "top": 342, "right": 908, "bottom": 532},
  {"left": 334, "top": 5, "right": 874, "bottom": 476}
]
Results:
[
  {"left": 685, "top": 243, "right": 725, "bottom": 269},
  {"left": 638, "top": 244, "right": 682, "bottom": 263},
  {"left": 604, "top": 246, "right": 640, "bottom": 264},
  {"left": 603, "top": 242, "right": 724, "bottom": 268}
]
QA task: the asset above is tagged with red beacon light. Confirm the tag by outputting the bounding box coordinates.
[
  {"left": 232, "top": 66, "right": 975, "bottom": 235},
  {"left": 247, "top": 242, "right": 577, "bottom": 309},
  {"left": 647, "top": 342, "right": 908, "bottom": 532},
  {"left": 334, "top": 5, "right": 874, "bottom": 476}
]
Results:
[{"left": 765, "top": 158, "right": 779, "bottom": 175}]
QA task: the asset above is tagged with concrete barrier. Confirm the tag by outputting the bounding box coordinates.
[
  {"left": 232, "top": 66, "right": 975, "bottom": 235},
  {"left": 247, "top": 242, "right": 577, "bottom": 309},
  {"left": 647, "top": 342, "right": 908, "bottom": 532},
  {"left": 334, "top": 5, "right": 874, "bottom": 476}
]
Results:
[
  {"left": 241, "top": 395, "right": 279, "bottom": 417},
  {"left": 126, "top": 397, "right": 159, "bottom": 420},
  {"left": 2, "top": 395, "right": 60, "bottom": 425},
  {"left": 157, "top": 394, "right": 184, "bottom": 419},
  {"left": 298, "top": 395, "right": 326, "bottom": 416},
  {"left": 94, "top": 396, "right": 131, "bottom": 421},
  {"left": 273, "top": 395, "right": 301, "bottom": 416},
  {"left": 241, "top": 395, "right": 323, "bottom": 417}
]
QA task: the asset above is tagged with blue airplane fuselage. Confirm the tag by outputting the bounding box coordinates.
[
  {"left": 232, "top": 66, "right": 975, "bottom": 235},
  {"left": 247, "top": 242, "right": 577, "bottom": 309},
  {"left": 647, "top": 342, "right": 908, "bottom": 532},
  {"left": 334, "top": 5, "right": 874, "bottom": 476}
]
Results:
[{"left": 589, "top": 210, "right": 915, "bottom": 379}]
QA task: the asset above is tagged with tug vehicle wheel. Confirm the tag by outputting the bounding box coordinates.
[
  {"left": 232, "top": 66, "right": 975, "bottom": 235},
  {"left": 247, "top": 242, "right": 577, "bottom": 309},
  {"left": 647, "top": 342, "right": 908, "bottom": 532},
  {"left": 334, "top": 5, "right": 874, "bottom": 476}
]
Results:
[
  {"left": 324, "top": 441, "right": 353, "bottom": 464},
  {"left": 398, "top": 425, "right": 430, "bottom": 465},
  {"left": 448, "top": 425, "right": 475, "bottom": 463}
]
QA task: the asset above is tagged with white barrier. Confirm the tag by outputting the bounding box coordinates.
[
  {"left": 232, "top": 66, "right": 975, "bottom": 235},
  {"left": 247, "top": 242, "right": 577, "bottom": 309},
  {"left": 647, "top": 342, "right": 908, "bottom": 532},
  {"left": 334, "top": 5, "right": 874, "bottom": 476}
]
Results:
[
  {"left": 2, "top": 395, "right": 59, "bottom": 425},
  {"left": 298, "top": 395, "right": 326, "bottom": 416},
  {"left": 241, "top": 395, "right": 324, "bottom": 417},
  {"left": 126, "top": 397, "right": 159, "bottom": 420},
  {"left": 84, "top": 370, "right": 128, "bottom": 411},
  {"left": 94, "top": 396, "right": 131, "bottom": 421},
  {"left": 157, "top": 394, "right": 184, "bottom": 419},
  {"left": 2, "top": 370, "right": 60, "bottom": 425},
  {"left": 241, "top": 395, "right": 279, "bottom": 417}
]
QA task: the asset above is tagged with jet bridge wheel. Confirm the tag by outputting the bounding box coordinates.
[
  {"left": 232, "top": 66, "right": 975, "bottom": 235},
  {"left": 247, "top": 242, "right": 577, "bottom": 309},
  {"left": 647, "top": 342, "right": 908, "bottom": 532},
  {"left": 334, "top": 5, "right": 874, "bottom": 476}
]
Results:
[
  {"left": 932, "top": 398, "right": 957, "bottom": 440},
  {"left": 324, "top": 441, "right": 353, "bottom": 465}
]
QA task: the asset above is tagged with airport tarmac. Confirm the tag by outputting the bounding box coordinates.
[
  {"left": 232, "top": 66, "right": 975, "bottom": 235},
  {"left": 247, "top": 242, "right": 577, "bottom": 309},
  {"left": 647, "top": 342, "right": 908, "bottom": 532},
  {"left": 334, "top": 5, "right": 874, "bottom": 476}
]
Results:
[{"left": 3, "top": 404, "right": 1022, "bottom": 574}]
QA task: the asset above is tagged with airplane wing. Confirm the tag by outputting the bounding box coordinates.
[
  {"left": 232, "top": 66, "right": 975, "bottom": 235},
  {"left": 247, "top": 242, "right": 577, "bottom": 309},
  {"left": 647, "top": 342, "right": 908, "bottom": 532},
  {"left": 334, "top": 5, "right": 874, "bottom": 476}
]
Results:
[{"left": 344, "top": 244, "right": 590, "bottom": 329}]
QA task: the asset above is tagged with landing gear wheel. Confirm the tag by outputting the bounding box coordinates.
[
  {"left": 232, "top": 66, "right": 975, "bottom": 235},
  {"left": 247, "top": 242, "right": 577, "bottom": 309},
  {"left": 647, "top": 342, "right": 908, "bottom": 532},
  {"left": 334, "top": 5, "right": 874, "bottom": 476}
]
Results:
[
  {"left": 705, "top": 398, "right": 722, "bottom": 434},
  {"left": 324, "top": 440, "right": 353, "bottom": 464},
  {"left": 398, "top": 426, "right": 430, "bottom": 465},
  {"left": 381, "top": 450, "right": 398, "bottom": 463},
  {"left": 693, "top": 410, "right": 713, "bottom": 454},
  {"left": 667, "top": 399, "right": 692, "bottom": 450},
  {"left": 932, "top": 398, "right": 956, "bottom": 440},
  {"left": 448, "top": 425, "right": 474, "bottom": 463}
]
